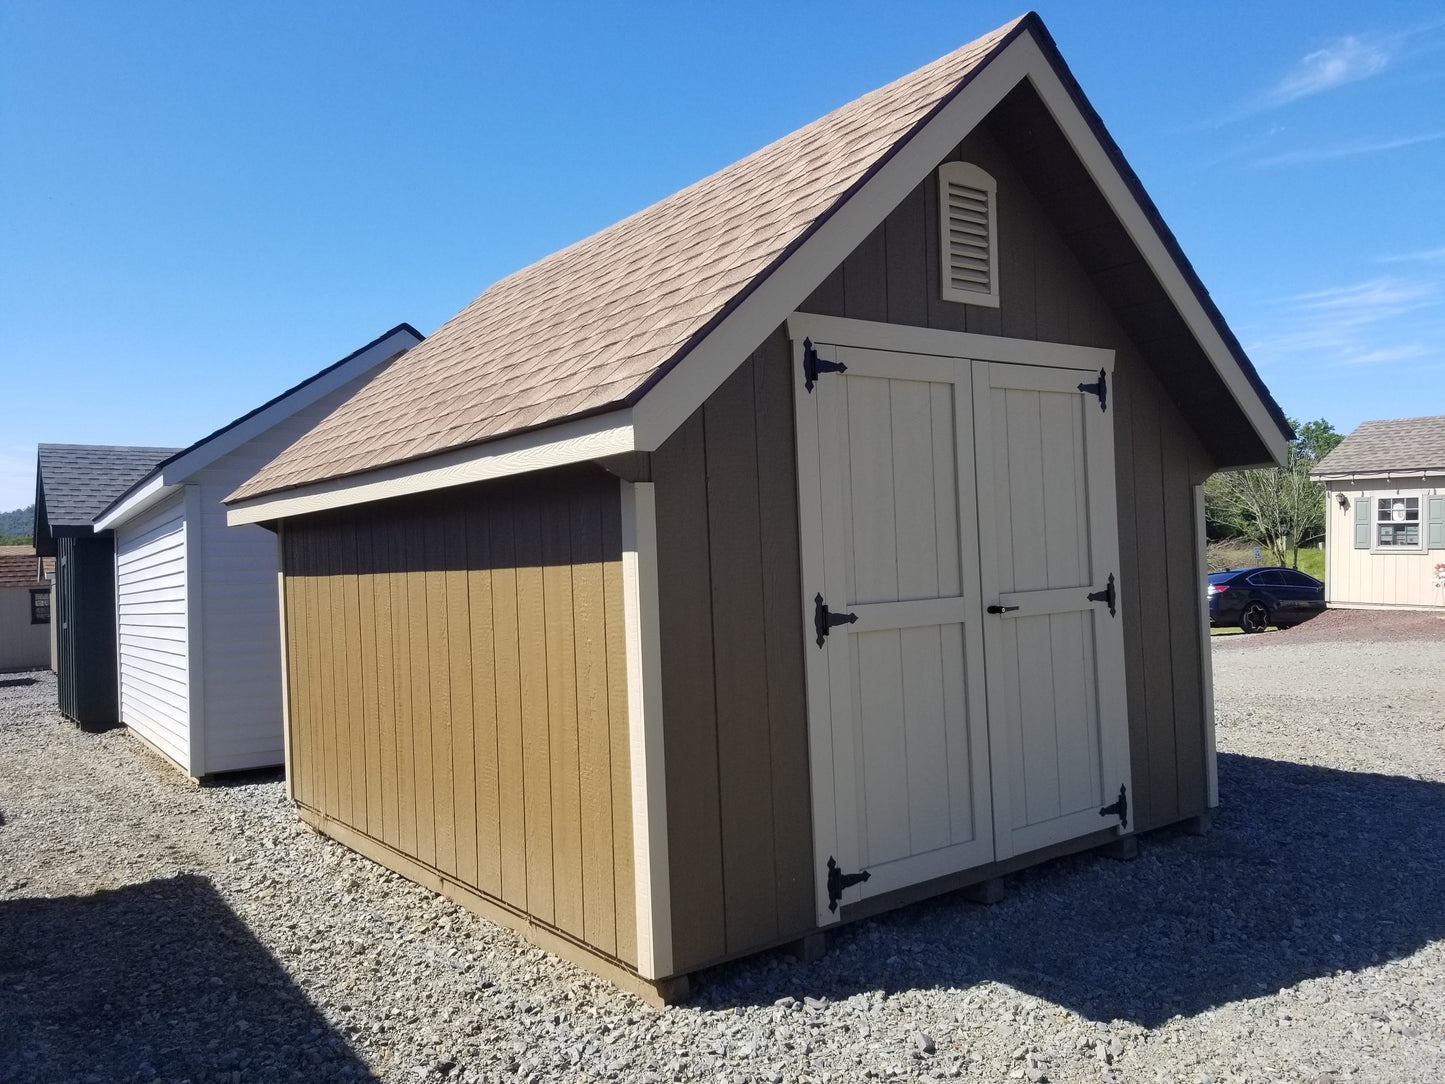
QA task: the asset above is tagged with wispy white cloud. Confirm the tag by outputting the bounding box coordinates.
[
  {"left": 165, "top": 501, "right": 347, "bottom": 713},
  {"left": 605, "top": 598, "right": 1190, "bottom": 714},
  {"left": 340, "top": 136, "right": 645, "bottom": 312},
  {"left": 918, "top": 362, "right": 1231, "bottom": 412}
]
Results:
[
  {"left": 1252, "top": 130, "right": 1445, "bottom": 167},
  {"left": 1379, "top": 246, "right": 1445, "bottom": 264},
  {"left": 1244, "top": 275, "right": 1443, "bottom": 373},
  {"left": 1260, "top": 36, "right": 1391, "bottom": 108}
]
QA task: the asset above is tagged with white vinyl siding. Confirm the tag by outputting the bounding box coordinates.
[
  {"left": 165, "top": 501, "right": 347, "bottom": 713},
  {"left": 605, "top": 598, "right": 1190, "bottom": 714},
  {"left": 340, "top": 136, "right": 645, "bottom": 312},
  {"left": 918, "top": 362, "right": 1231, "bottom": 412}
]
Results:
[
  {"left": 116, "top": 492, "right": 190, "bottom": 770},
  {"left": 1326, "top": 481, "right": 1445, "bottom": 609},
  {"left": 189, "top": 378, "right": 376, "bottom": 774}
]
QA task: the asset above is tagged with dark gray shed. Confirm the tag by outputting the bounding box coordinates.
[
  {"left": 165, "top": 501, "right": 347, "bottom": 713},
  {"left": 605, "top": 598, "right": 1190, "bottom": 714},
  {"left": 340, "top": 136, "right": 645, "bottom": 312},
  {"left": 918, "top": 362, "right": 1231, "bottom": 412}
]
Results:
[{"left": 34, "top": 444, "right": 179, "bottom": 728}]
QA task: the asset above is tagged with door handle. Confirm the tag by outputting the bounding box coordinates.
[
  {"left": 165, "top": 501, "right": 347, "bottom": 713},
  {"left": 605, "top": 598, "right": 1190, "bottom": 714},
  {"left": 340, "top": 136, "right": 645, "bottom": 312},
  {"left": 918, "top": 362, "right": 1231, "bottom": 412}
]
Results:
[{"left": 986, "top": 604, "right": 1019, "bottom": 614}]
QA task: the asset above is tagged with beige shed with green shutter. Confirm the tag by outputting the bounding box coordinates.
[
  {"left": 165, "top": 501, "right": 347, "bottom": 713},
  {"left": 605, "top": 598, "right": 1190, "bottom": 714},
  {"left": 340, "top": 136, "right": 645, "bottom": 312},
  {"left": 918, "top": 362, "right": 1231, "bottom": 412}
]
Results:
[
  {"left": 227, "top": 13, "right": 1293, "bottom": 1002},
  {"left": 1313, "top": 416, "right": 1445, "bottom": 610}
]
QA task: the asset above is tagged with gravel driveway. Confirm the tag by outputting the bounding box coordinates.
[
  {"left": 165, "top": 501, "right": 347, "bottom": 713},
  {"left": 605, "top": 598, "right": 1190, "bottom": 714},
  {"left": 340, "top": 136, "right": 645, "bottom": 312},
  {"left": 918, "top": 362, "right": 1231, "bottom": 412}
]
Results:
[{"left": 2, "top": 610, "right": 1442, "bottom": 1083}]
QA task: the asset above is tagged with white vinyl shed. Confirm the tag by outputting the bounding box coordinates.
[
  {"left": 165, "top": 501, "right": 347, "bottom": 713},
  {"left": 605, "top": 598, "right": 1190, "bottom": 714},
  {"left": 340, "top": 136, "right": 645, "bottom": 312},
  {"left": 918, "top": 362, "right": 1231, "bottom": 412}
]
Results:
[{"left": 93, "top": 325, "right": 422, "bottom": 776}]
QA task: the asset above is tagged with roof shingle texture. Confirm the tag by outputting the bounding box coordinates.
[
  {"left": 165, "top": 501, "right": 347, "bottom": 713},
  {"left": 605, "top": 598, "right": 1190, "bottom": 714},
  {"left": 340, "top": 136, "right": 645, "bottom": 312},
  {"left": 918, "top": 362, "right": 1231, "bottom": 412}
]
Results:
[
  {"left": 37, "top": 444, "right": 182, "bottom": 531},
  {"left": 0, "top": 547, "right": 51, "bottom": 588},
  {"left": 231, "top": 18, "right": 1022, "bottom": 502},
  {"left": 1314, "top": 416, "right": 1445, "bottom": 476}
]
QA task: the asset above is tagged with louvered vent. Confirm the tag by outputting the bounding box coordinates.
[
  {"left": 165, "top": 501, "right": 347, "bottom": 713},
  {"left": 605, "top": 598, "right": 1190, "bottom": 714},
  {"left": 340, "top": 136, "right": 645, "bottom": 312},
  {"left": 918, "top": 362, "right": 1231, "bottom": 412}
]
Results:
[{"left": 938, "top": 162, "right": 999, "bottom": 308}]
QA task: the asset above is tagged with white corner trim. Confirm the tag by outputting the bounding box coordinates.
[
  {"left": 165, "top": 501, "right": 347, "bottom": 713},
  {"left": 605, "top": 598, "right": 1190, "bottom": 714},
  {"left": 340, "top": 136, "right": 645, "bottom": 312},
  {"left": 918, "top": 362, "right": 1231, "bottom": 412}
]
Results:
[
  {"left": 94, "top": 474, "right": 175, "bottom": 532},
  {"left": 276, "top": 523, "right": 295, "bottom": 802},
  {"left": 787, "top": 312, "right": 1115, "bottom": 371},
  {"left": 1193, "top": 485, "right": 1218, "bottom": 809},
  {"left": 183, "top": 483, "right": 208, "bottom": 779},
  {"left": 227, "top": 410, "right": 636, "bottom": 524},
  {"left": 620, "top": 481, "right": 672, "bottom": 980}
]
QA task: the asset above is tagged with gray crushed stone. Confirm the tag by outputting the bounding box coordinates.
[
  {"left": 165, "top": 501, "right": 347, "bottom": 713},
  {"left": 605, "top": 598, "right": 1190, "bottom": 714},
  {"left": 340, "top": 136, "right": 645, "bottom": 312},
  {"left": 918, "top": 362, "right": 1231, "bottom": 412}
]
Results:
[{"left": 1, "top": 611, "right": 1442, "bottom": 1082}]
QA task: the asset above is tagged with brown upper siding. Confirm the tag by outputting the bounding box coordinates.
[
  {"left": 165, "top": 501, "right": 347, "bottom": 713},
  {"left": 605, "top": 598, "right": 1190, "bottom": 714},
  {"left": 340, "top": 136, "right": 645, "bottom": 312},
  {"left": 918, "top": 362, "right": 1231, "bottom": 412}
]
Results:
[{"left": 281, "top": 467, "right": 637, "bottom": 967}]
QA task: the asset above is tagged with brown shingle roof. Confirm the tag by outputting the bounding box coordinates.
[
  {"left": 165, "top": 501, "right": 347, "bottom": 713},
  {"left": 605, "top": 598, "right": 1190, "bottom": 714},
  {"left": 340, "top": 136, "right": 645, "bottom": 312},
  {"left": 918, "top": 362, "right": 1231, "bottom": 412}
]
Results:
[
  {"left": 1313, "top": 416, "right": 1445, "bottom": 477},
  {"left": 230, "top": 17, "right": 1024, "bottom": 502},
  {"left": 0, "top": 547, "right": 51, "bottom": 588}
]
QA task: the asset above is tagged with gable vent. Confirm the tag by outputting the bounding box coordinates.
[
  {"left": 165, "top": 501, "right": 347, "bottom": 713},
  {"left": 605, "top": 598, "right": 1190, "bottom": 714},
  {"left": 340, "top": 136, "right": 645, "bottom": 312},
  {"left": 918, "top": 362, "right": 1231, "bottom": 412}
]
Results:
[{"left": 938, "top": 162, "right": 999, "bottom": 308}]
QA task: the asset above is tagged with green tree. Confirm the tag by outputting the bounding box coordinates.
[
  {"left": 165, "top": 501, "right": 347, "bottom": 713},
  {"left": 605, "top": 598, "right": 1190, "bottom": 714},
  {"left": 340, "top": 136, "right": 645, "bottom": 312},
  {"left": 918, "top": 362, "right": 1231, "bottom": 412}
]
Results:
[{"left": 1206, "top": 418, "right": 1341, "bottom": 568}]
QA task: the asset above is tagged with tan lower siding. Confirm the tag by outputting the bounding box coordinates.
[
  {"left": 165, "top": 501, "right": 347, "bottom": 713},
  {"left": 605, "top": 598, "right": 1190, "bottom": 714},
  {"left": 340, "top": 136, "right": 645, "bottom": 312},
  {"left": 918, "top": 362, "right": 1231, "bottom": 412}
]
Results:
[{"left": 283, "top": 468, "right": 636, "bottom": 970}]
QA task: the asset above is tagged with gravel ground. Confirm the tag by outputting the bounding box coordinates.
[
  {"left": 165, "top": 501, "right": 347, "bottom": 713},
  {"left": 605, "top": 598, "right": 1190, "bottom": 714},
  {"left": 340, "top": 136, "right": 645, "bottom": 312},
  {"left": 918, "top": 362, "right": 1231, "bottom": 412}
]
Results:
[{"left": 2, "top": 609, "right": 1443, "bottom": 1084}]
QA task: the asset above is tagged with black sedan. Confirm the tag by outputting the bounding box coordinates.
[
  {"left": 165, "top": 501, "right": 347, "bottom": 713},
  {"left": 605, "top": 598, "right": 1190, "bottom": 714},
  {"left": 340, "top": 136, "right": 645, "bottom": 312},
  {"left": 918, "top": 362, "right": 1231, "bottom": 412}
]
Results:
[{"left": 1207, "top": 566, "right": 1325, "bottom": 633}]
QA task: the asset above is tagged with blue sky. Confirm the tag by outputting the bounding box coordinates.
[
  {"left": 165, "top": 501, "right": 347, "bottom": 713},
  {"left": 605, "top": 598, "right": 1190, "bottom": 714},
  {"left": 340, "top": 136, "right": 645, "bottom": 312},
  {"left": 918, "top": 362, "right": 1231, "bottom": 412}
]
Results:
[{"left": 2, "top": 1, "right": 1442, "bottom": 511}]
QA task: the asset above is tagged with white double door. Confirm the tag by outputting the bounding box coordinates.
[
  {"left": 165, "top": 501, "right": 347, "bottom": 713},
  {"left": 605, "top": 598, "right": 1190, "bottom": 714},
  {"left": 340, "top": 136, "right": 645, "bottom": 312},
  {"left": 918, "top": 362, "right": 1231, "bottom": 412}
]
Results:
[{"left": 794, "top": 330, "right": 1129, "bottom": 923}]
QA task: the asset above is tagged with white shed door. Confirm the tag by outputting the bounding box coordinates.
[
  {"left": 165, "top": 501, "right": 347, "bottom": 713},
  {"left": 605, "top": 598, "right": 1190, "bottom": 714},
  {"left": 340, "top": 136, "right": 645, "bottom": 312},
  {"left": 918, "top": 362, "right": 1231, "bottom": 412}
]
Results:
[
  {"left": 796, "top": 337, "right": 1130, "bottom": 924},
  {"left": 973, "top": 361, "right": 1130, "bottom": 861},
  {"left": 797, "top": 345, "right": 994, "bottom": 920}
]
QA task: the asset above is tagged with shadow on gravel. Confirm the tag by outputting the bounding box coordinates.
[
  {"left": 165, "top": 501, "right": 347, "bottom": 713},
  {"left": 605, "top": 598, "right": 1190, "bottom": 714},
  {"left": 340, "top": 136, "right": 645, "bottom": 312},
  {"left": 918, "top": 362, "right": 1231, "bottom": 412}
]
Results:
[
  {"left": 695, "top": 752, "right": 1445, "bottom": 1027},
  {"left": 0, "top": 874, "right": 376, "bottom": 1083}
]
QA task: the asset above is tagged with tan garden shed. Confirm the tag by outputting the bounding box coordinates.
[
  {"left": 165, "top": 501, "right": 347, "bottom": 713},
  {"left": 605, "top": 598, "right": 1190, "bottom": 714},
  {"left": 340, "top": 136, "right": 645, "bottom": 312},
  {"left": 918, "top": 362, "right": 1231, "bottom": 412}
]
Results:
[
  {"left": 227, "top": 13, "right": 1293, "bottom": 1001},
  {"left": 1312, "top": 415, "right": 1445, "bottom": 610}
]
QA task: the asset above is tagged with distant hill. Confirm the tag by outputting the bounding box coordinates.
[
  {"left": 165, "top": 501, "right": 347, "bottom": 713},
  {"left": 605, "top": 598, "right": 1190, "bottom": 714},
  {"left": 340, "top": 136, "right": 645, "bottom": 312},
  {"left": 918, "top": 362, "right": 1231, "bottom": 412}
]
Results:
[{"left": 0, "top": 504, "right": 35, "bottom": 545}]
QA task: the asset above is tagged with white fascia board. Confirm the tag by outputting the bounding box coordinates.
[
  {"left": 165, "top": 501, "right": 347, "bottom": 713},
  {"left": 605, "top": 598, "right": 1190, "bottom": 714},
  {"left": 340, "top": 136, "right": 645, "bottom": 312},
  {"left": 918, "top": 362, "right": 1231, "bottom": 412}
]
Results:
[
  {"left": 632, "top": 31, "right": 1290, "bottom": 467},
  {"left": 93, "top": 474, "right": 178, "bottom": 532},
  {"left": 1313, "top": 470, "right": 1445, "bottom": 484},
  {"left": 227, "top": 409, "right": 635, "bottom": 525},
  {"left": 787, "top": 312, "right": 1115, "bottom": 372},
  {"left": 163, "top": 328, "right": 422, "bottom": 485}
]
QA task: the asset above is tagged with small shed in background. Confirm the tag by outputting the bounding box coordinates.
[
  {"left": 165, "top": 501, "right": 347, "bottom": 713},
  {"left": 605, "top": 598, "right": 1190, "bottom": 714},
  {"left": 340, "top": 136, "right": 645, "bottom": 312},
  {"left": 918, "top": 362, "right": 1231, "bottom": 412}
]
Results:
[
  {"left": 35, "top": 445, "right": 179, "bottom": 728},
  {"left": 0, "top": 546, "right": 54, "bottom": 672},
  {"left": 93, "top": 325, "right": 422, "bottom": 777},
  {"left": 1313, "top": 415, "right": 1445, "bottom": 610},
  {"left": 228, "top": 14, "right": 1292, "bottom": 1001}
]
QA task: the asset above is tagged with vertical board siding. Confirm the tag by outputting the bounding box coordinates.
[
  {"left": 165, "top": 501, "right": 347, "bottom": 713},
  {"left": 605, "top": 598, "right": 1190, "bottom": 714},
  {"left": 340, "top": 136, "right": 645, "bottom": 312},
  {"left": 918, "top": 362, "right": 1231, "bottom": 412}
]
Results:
[
  {"left": 794, "top": 124, "right": 1216, "bottom": 835},
  {"left": 282, "top": 467, "right": 636, "bottom": 969},
  {"left": 115, "top": 492, "right": 190, "bottom": 770},
  {"left": 654, "top": 330, "right": 814, "bottom": 973}
]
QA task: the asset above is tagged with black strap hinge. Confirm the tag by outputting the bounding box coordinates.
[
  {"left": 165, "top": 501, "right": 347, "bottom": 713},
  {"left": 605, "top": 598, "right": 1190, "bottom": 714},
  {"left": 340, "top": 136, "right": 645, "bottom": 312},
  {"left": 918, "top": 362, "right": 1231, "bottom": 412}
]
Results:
[
  {"left": 814, "top": 593, "right": 857, "bottom": 647},
  {"left": 1086, "top": 572, "right": 1116, "bottom": 617},
  {"left": 1078, "top": 369, "right": 1107, "bottom": 411},
  {"left": 1099, "top": 784, "right": 1128, "bottom": 829},
  {"left": 803, "top": 338, "right": 847, "bottom": 393},
  {"left": 826, "top": 856, "right": 870, "bottom": 912}
]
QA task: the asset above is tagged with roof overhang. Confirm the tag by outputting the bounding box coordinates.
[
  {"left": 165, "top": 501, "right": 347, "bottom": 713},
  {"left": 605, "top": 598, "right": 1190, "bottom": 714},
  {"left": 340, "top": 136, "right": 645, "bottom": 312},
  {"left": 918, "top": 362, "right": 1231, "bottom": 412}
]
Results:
[
  {"left": 1313, "top": 470, "right": 1445, "bottom": 484},
  {"left": 227, "top": 19, "right": 1290, "bottom": 521},
  {"left": 227, "top": 409, "right": 635, "bottom": 526}
]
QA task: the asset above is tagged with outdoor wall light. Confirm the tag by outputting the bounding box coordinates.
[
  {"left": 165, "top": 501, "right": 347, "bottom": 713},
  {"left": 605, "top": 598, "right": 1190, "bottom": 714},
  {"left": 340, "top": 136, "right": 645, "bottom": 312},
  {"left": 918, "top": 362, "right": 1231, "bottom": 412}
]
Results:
[{"left": 1337, "top": 492, "right": 1350, "bottom": 510}]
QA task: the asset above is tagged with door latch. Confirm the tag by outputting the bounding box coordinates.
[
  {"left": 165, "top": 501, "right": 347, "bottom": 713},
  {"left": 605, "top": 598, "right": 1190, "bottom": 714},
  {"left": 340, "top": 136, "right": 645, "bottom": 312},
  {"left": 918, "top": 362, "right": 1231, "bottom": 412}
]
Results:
[
  {"left": 814, "top": 593, "right": 858, "bottom": 647},
  {"left": 986, "top": 604, "right": 1020, "bottom": 614},
  {"left": 826, "top": 856, "right": 870, "bottom": 912},
  {"left": 1086, "top": 573, "right": 1117, "bottom": 617}
]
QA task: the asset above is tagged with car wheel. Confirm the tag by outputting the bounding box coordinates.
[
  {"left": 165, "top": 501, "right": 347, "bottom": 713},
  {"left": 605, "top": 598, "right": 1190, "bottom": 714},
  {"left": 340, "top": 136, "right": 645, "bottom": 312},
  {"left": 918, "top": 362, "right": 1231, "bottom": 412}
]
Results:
[{"left": 1240, "top": 601, "right": 1269, "bottom": 634}]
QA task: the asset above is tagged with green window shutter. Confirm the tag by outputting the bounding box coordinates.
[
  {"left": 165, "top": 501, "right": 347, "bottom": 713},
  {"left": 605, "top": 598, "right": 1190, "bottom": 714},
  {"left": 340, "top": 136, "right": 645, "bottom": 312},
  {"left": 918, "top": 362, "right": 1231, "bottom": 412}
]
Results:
[
  {"left": 1428, "top": 495, "right": 1445, "bottom": 550},
  {"left": 1354, "top": 496, "right": 1371, "bottom": 549}
]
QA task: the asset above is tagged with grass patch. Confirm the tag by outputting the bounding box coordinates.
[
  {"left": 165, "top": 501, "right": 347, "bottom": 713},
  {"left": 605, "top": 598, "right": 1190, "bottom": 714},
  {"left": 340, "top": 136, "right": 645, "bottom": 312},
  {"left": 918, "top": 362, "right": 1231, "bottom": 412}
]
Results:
[{"left": 1207, "top": 540, "right": 1325, "bottom": 580}]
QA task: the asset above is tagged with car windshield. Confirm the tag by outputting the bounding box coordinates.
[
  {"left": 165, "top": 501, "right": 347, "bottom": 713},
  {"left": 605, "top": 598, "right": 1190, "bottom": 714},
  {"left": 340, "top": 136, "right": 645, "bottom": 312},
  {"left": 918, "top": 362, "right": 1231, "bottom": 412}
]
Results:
[{"left": 1207, "top": 571, "right": 1238, "bottom": 584}]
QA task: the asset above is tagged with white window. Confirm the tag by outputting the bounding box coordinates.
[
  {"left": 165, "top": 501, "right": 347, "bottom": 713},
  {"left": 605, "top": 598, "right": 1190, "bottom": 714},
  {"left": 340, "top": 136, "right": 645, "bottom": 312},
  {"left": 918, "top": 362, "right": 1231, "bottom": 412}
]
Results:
[
  {"left": 1376, "top": 496, "right": 1420, "bottom": 547},
  {"left": 938, "top": 162, "right": 999, "bottom": 308}
]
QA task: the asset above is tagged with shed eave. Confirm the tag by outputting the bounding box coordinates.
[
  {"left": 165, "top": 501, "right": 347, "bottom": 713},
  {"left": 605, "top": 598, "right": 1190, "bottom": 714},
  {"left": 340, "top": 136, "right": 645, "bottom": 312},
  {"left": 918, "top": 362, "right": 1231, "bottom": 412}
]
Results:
[
  {"left": 226, "top": 408, "right": 636, "bottom": 525},
  {"left": 92, "top": 473, "right": 179, "bottom": 532},
  {"left": 1313, "top": 469, "right": 1445, "bottom": 484}
]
